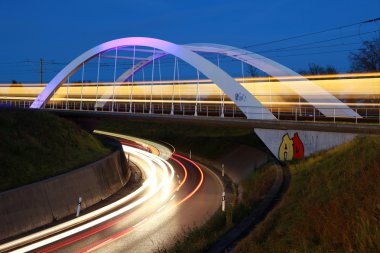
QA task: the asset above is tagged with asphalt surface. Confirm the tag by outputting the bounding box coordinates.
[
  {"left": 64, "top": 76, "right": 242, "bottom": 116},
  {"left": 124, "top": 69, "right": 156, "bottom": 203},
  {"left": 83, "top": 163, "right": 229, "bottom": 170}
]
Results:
[{"left": 32, "top": 154, "right": 223, "bottom": 253}]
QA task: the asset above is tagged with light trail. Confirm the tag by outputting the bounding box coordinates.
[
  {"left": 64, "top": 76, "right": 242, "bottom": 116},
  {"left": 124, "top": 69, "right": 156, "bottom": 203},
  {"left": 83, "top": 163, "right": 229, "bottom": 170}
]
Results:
[
  {"left": 1, "top": 75, "right": 380, "bottom": 103},
  {"left": 94, "top": 130, "right": 173, "bottom": 160},
  {"left": 170, "top": 156, "right": 187, "bottom": 191},
  {"left": 2, "top": 143, "right": 175, "bottom": 253},
  {"left": 74, "top": 152, "right": 204, "bottom": 253},
  {"left": 2, "top": 131, "right": 209, "bottom": 253},
  {"left": 35, "top": 154, "right": 187, "bottom": 253},
  {"left": 172, "top": 154, "right": 204, "bottom": 207},
  {"left": 1, "top": 72, "right": 379, "bottom": 87}
]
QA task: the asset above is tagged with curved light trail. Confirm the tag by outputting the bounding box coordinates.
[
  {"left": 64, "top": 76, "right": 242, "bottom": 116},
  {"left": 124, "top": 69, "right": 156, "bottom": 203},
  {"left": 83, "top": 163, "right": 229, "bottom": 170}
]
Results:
[
  {"left": 2, "top": 141, "right": 175, "bottom": 253},
  {"left": 0, "top": 131, "right": 217, "bottom": 253},
  {"left": 74, "top": 153, "right": 204, "bottom": 253}
]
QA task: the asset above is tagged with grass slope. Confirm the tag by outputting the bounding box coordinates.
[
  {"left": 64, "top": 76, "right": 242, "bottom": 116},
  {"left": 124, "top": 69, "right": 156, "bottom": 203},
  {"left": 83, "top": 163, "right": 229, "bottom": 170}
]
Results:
[
  {"left": 158, "top": 163, "right": 278, "bottom": 253},
  {"left": 234, "top": 135, "right": 380, "bottom": 253},
  {"left": 0, "top": 109, "right": 111, "bottom": 191}
]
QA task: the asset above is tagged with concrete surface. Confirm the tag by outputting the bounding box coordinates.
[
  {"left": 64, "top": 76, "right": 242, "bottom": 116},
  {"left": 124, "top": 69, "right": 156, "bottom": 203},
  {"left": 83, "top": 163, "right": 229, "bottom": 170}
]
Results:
[
  {"left": 0, "top": 149, "right": 130, "bottom": 242},
  {"left": 255, "top": 128, "right": 356, "bottom": 161},
  {"left": 48, "top": 109, "right": 380, "bottom": 135}
]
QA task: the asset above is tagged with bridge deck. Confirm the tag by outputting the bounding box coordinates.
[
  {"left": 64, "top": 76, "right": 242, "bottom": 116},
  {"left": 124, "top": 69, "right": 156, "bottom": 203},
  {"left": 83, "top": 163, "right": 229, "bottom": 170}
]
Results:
[{"left": 43, "top": 109, "right": 380, "bottom": 135}]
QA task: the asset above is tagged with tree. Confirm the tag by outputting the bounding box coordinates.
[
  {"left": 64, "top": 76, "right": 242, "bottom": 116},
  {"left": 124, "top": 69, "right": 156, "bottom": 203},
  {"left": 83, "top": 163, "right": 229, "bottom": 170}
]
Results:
[
  {"left": 349, "top": 36, "right": 380, "bottom": 72},
  {"left": 11, "top": 80, "right": 22, "bottom": 87},
  {"left": 299, "top": 63, "right": 337, "bottom": 75},
  {"left": 247, "top": 65, "right": 260, "bottom": 77},
  {"left": 325, "top": 65, "right": 338, "bottom": 74}
]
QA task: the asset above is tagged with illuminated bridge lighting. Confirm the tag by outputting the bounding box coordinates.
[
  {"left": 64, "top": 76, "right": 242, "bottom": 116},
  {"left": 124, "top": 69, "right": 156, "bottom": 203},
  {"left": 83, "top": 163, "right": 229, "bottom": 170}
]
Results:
[{"left": 2, "top": 37, "right": 379, "bottom": 121}]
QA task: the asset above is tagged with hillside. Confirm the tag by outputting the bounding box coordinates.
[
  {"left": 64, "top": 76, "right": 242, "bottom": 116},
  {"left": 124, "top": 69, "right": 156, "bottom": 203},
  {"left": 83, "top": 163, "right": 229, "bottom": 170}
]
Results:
[
  {"left": 0, "top": 108, "right": 111, "bottom": 191},
  {"left": 234, "top": 135, "right": 380, "bottom": 253}
]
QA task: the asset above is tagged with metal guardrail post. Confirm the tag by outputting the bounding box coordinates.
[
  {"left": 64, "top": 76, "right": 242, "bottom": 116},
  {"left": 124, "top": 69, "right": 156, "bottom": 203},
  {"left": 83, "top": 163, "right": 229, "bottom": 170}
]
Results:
[
  {"left": 334, "top": 108, "right": 336, "bottom": 123},
  {"left": 355, "top": 108, "right": 358, "bottom": 124}
]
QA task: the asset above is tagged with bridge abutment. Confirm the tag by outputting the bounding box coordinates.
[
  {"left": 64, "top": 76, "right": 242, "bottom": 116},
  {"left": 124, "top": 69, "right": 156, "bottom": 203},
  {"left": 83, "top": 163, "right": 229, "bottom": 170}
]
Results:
[{"left": 254, "top": 128, "right": 357, "bottom": 161}]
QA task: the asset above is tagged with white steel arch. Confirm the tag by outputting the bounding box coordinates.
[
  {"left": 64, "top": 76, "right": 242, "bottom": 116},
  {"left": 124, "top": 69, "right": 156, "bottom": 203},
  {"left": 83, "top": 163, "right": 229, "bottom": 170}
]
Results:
[
  {"left": 115, "top": 43, "right": 358, "bottom": 118},
  {"left": 187, "top": 43, "right": 358, "bottom": 118},
  {"left": 30, "top": 37, "right": 274, "bottom": 120}
]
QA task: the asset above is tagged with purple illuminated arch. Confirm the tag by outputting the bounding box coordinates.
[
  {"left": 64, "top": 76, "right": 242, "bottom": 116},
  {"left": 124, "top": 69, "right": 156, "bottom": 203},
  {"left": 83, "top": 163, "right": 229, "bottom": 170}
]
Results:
[{"left": 31, "top": 37, "right": 274, "bottom": 120}]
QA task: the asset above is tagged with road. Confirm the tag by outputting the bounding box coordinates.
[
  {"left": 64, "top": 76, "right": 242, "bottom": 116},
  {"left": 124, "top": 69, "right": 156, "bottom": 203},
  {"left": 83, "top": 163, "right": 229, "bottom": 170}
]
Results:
[{"left": 1, "top": 132, "right": 223, "bottom": 253}]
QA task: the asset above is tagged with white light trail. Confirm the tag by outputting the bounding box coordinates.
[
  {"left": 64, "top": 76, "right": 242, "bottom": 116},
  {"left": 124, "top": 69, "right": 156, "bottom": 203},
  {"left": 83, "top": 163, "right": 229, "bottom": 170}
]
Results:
[{"left": 1, "top": 144, "right": 175, "bottom": 253}]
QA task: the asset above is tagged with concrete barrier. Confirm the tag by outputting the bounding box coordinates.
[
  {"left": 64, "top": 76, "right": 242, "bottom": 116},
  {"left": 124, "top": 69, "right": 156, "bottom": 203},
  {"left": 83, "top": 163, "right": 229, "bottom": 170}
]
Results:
[{"left": 0, "top": 149, "right": 130, "bottom": 241}]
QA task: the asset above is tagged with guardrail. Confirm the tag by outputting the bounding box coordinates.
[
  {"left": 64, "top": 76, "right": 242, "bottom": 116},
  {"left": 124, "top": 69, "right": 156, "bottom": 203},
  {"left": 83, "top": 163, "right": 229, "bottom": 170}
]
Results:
[{"left": 1, "top": 99, "right": 380, "bottom": 125}]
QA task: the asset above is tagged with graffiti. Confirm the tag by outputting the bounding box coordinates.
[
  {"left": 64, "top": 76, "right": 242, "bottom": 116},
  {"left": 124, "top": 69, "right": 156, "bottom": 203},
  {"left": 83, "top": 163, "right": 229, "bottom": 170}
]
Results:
[
  {"left": 278, "top": 134, "right": 293, "bottom": 161},
  {"left": 234, "top": 92, "right": 246, "bottom": 102},
  {"left": 278, "top": 132, "right": 304, "bottom": 161},
  {"left": 292, "top": 133, "right": 304, "bottom": 159}
]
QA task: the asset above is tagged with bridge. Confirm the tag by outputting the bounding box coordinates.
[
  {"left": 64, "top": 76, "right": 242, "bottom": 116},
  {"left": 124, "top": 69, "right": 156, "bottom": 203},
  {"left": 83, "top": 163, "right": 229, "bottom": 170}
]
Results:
[{"left": 1, "top": 37, "right": 379, "bottom": 161}]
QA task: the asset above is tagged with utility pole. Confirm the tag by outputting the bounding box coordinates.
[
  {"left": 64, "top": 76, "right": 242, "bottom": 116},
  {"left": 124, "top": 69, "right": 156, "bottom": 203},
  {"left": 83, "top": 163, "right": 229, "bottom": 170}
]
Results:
[{"left": 40, "top": 58, "right": 43, "bottom": 85}]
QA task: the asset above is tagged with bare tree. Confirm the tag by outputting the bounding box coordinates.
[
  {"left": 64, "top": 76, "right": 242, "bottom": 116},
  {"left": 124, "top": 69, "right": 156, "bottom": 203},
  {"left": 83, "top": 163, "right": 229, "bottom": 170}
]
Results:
[
  {"left": 349, "top": 37, "right": 380, "bottom": 72},
  {"left": 325, "top": 65, "right": 338, "bottom": 74},
  {"left": 247, "top": 65, "right": 259, "bottom": 77},
  {"left": 299, "top": 63, "right": 337, "bottom": 75}
]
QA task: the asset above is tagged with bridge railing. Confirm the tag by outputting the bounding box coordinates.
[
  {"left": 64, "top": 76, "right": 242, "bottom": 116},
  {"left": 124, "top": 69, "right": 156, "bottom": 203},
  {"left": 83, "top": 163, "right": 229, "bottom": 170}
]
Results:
[{"left": 1, "top": 99, "right": 380, "bottom": 125}]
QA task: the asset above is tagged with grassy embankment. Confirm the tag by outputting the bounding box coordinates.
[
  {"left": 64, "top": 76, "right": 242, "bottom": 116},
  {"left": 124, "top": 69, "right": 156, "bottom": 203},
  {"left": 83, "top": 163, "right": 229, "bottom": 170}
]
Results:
[
  {"left": 234, "top": 135, "right": 380, "bottom": 253},
  {"left": 157, "top": 164, "right": 278, "bottom": 253},
  {"left": 0, "top": 109, "right": 111, "bottom": 191}
]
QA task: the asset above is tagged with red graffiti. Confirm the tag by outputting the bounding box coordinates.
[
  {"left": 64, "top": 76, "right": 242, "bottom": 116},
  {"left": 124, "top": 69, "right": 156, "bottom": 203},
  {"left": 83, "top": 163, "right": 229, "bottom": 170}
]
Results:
[{"left": 292, "top": 133, "right": 304, "bottom": 159}]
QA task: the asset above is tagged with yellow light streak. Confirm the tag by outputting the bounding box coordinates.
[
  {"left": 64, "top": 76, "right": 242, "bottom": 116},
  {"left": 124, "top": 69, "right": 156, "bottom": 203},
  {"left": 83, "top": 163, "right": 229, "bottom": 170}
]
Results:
[{"left": 1, "top": 75, "right": 380, "bottom": 109}]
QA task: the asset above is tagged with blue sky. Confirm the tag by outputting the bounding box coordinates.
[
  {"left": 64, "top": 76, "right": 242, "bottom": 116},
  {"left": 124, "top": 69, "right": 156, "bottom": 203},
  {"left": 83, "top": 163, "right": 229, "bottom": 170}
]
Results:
[{"left": 0, "top": 0, "right": 379, "bottom": 83}]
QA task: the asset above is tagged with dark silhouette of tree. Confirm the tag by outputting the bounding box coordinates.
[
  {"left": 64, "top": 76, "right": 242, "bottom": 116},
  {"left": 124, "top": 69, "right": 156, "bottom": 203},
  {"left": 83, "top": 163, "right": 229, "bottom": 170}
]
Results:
[
  {"left": 349, "top": 37, "right": 380, "bottom": 72},
  {"left": 247, "top": 66, "right": 259, "bottom": 77},
  {"left": 11, "top": 80, "right": 22, "bottom": 87},
  {"left": 74, "top": 80, "right": 92, "bottom": 83},
  {"left": 299, "top": 63, "right": 337, "bottom": 75},
  {"left": 325, "top": 65, "right": 338, "bottom": 74}
]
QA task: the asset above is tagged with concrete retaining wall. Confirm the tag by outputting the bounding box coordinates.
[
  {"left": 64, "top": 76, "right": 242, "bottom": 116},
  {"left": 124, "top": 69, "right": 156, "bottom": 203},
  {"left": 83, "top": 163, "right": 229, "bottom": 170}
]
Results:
[
  {"left": 0, "top": 149, "right": 130, "bottom": 241},
  {"left": 254, "top": 128, "right": 356, "bottom": 161}
]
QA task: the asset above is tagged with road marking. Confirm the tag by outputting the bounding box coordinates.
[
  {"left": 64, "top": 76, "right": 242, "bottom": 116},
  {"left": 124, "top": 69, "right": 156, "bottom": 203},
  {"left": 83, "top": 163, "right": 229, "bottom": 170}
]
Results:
[
  {"left": 156, "top": 204, "right": 167, "bottom": 213},
  {"left": 133, "top": 218, "right": 148, "bottom": 228}
]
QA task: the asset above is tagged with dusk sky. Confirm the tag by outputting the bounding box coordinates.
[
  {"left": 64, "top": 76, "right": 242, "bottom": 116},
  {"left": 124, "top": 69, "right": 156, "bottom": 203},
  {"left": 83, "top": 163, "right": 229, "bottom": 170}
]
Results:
[{"left": 0, "top": 0, "right": 379, "bottom": 83}]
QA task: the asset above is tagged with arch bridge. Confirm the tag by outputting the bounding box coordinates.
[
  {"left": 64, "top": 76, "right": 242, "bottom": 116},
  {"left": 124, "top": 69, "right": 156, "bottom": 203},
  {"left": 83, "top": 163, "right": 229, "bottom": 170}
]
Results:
[{"left": 30, "top": 37, "right": 360, "bottom": 121}]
